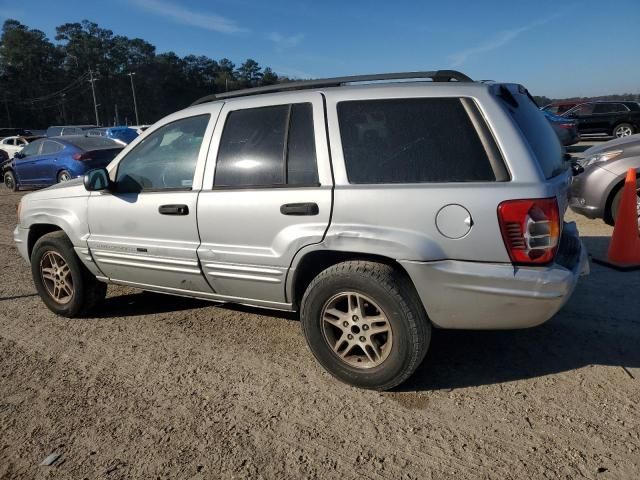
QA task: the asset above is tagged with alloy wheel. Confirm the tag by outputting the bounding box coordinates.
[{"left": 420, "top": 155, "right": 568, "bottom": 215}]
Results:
[
  {"left": 321, "top": 291, "right": 393, "bottom": 369},
  {"left": 40, "top": 251, "right": 74, "bottom": 304},
  {"left": 616, "top": 126, "right": 633, "bottom": 137}
]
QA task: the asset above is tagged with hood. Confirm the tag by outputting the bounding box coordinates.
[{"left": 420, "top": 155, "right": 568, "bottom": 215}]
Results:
[
  {"left": 22, "top": 177, "right": 89, "bottom": 201},
  {"left": 583, "top": 134, "right": 640, "bottom": 156}
]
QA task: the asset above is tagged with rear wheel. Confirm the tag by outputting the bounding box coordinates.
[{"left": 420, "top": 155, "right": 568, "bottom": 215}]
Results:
[
  {"left": 57, "top": 170, "right": 72, "bottom": 183},
  {"left": 613, "top": 123, "right": 634, "bottom": 138},
  {"left": 300, "top": 261, "right": 430, "bottom": 390},
  {"left": 3, "top": 170, "right": 17, "bottom": 191},
  {"left": 31, "top": 231, "right": 107, "bottom": 317}
]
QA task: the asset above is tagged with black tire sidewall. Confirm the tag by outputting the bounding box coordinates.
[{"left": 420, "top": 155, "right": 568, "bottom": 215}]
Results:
[
  {"left": 302, "top": 269, "right": 422, "bottom": 390},
  {"left": 611, "top": 178, "right": 640, "bottom": 224},
  {"left": 31, "top": 234, "right": 90, "bottom": 317},
  {"left": 57, "top": 170, "right": 71, "bottom": 183},
  {"left": 4, "top": 170, "right": 17, "bottom": 191}
]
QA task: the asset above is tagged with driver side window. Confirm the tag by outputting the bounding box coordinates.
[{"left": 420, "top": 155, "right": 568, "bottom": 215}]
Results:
[
  {"left": 20, "top": 140, "right": 42, "bottom": 157},
  {"left": 115, "top": 114, "right": 210, "bottom": 192}
]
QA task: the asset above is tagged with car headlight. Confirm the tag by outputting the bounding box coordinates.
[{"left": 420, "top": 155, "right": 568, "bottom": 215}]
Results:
[{"left": 580, "top": 149, "right": 623, "bottom": 167}]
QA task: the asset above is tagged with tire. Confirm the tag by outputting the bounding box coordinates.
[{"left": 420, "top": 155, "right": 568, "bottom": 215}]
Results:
[
  {"left": 613, "top": 123, "right": 634, "bottom": 138},
  {"left": 300, "top": 261, "right": 431, "bottom": 391},
  {"left": 31, "top": 231, "right": 107, "bottom": 317},
  {"left": 57, "top": 170, "right": 72, "bottom": 183},
  {"left": 3, "top": 170, "right": 18, "bottom": 191},
  {"left": 608, "top": 179, "right": 640, "bottom": 226}
]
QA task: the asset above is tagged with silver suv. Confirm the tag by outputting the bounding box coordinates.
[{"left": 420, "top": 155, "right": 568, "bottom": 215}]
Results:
[{"left": 13, "top": 71, "right": 589, "bottom": 390}]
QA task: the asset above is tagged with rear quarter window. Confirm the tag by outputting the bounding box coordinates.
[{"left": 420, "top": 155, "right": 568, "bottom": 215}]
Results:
[
  {"left": 337, "top": 98, "right": 499, "bottom": 184},
  {"left": 498, "top": 85, "right": 565, "bottom": 179}
]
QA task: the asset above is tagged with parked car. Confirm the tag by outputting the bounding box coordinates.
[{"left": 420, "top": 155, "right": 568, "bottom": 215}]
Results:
[
  {"left": 46, "top": 125, "right": 96, "bottom": 137},
  {"left": 3, "top": 136, "right": 123, "bottom": 191},
  {"left": 541, "top": 101, "right": 582, "bottom": 116},
  {"left": 87, "top": 126, "right": 139, "bottom": 145},
  {"left": 0, "top": 128, "right": 32, "bottom": 139},
  {"left": 570, "top": 134, "right": 640, "bottom": 225},
  {"left": 542, "top": 110, "right": 579, "bottom": 146},
  {"left": 13, "top": 70, "right": 588, "bottom": 390},
  {"left": 0, "top": 135, "right": 43, "bottom": 158},
  {"left": 562, "top": 101, "right": 640, "bottom": 138},
  {"left": 129, "top": 124, "right": 150, "bottom": 134},
  {"left": 0, "top": 148, "right": 8, "bottom": 164}
]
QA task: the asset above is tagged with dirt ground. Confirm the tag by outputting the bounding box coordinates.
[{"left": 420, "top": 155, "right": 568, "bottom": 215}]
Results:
[{"left": 1, "top": 143, "right": 639, "bottom": 479}]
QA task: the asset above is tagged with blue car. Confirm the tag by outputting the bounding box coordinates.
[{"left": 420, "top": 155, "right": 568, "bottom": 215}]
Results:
[
  {"left": 87, "top": 126, "right": 139, "bottom": 145},
  {"left": 2, "top": 136, "right": 123, "bottom": 191},
  {"left": 542, "top": 110, "right": 580, "bottom": 146}
]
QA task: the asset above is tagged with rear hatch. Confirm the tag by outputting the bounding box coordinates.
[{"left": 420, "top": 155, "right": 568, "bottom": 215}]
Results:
[{"left": 493, "top": 83, "right": 578, "bottom": 267}]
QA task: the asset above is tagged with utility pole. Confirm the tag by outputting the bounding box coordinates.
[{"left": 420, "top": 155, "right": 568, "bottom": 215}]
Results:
[
  {"left": 60, "top": 93, "right": 66, "bottom": 123},
  {"left": 114, "top": 103, "right": 119, "bottom": 125},
  {"left": 127, "top": 72, "right": 140, "bottom": 125},
  {"left": 88, "top": 68, "right": 100, "bottom": 126},
  {"left": 3, "top": 99, "right": 11, "bottom": 127}
]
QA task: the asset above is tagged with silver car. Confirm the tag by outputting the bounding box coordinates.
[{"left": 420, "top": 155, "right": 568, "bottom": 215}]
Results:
[
  {"left": 570, "top": 134, "right": 640, "bottom": 225},
  {"left": 13, "top": 71, "right": 589, "bottom": 390}
]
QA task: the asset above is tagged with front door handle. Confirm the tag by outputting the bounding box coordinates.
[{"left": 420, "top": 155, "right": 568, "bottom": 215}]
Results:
[
  {"left": 159, "top": 204, "right": 189, "bottom": 215},
  {"left": 280, "top": 202, "right": 319, "bottom": 216}
]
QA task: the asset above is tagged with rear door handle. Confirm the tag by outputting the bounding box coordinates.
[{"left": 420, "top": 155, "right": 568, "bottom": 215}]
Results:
[
  {"left": 280, "top": 202, "right": 319, "bottom": 216},
  {"left": 159, "top": 204, "right": 189, "bottom": 215}
]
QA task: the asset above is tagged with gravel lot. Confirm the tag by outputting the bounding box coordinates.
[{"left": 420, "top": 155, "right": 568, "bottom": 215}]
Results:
[{"left": 1, "top": 141, "right": 639, "bottom": 479}]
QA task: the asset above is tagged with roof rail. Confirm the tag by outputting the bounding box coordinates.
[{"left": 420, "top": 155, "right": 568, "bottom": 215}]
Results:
[{"left": 191, "top": 70, "right": 473, "bottom": 105}]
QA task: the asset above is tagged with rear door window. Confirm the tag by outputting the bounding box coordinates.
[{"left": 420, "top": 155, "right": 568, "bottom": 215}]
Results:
[
  {"left": 40, "top": 140, "right": 64, "bottom": 155},
  {"left": 214, "top": 103, "right": 319, "bottom": 187},
  {"left": 337, "top": 98, "right": 498, "bottom": 184}
]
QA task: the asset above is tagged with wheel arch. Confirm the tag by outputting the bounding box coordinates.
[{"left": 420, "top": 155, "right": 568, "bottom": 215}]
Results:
[
  {"left": 287, "top": 248, "right": 418, "bottom": 310},
  {"left": 27, "top": 224, "right": 64, "bottom": 259},
  {"left": 603, "top": 167, "right": 640, "bottom": 224}
]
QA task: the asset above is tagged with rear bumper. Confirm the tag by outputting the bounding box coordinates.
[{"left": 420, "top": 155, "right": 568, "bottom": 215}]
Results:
[{"left": 400, "top": 224, "right": 589, "bottom": 330}]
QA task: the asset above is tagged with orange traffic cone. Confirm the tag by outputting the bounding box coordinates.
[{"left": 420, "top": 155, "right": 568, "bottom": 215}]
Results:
[{"left": 600, "top": 168, "right": 640, "bottom": 271}]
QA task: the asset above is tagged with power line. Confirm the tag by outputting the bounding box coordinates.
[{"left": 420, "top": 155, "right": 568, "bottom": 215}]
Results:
[{"left": 10, "top": 73, "right": 90, "bottom": 105}]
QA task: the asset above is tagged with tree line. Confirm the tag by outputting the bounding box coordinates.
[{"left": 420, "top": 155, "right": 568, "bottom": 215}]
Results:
[{"left": 0, "top": 19, "right": 289, "bottom": 129}]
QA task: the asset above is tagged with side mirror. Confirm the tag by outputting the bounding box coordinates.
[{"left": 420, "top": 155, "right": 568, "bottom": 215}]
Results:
[
  {"left": 83, "top": 167, "right": 111, "bottom": 191},
  {"left": 572, "top": 163, "right": 584, "bottom": 176},
  {"left": 14, "top": 152, "right": 25, "bottom": 159}
]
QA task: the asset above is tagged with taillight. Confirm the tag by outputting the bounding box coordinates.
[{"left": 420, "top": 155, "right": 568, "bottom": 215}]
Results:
[
  {"left": 498, "top": 198, "right": 560, "bottom": 265},
  {"left": 72, "top": 152, "right": 92, "bottom": 161},
  {"left": 559, "top": 123, "right": 575, "bottom": 129}
]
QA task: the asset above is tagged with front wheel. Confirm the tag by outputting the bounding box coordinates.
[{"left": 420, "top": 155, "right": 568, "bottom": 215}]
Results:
[
  {"left": 300, "top": 261, "right": 430, "bottom": 390},
  {"left": 608, "top": 179, "right": 640, "bottom": 226},
  {"left": 31, "top": 231, "right": 107, "bottom": 317},
  {"left": 613, "top": 123, "right": 634, "bottom": 138},
  {"left": 3, "top": 170, "right": 18, "bottom": 191}
]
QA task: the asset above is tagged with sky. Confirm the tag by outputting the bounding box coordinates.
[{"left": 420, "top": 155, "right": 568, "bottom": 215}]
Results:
[{"left": 1, "top": 0, "right": 639, "bottom": 98}]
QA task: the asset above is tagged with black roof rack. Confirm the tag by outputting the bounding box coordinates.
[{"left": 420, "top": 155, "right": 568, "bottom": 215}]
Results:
[{"left": 191, "top": 70, "right": 473, "bottom": 105}]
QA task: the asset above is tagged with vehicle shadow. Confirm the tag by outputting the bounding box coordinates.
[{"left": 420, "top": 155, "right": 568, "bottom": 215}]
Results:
[
  {"left": 400, "top": 234, "right": 640, "bottom": 391},
  {"left": 90, "top": 290, "right": 297, "bottom": 321}
]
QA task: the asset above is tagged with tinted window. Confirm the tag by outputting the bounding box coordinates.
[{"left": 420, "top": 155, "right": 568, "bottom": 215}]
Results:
[
  {"left": 287, "top": 103, "right": 318, "bottom": 185},
  {"left": 338, "top": 98, "right": 495, "bottom": 184},
  {"left": 46, "top": 127, "right": 63, "bottom": 137},
  {"left": 67, "top": 136, "right": 120, "bottom": 150},
  {"left": 116, "top": 114, "right": 209, "bottom": 192},
  {"left": 569, "top": 104, "right": 594, "bottom": 116},
  {"left": 21, "top": 140, "right": 42, "bottom": 157},
  {"left": 215, "top": 105, "right": 289, "bottom": 187},
  {"left": 40, "top": 140, "right": 64, "bottom": 155},
  {"left": 504, "top": 87, "right": 564, "bottom": 179}
]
